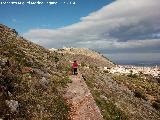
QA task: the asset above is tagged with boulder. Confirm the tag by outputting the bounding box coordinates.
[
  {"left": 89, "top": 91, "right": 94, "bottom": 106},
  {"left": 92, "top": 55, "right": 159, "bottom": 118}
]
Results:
[
  {"left": 33, "top": 68, "right": 44, "bottom": 76},
  {"left": 100, "top": 95, "right": 108, "bottom": 101},
  {"left": 33, "top": 68, "right": 51, "bottom": 78},
  {"left": 0, "top": 58, "right": 7, "bottom": 68},
  {"left": 5, "top": 100, "right": 19, "bottom": 112},
  {"left": 39, "top": 77, "right": 49, "bottom": 89},
  {"left": 22, "top": 67, "right": 33, "bottom": 73}
]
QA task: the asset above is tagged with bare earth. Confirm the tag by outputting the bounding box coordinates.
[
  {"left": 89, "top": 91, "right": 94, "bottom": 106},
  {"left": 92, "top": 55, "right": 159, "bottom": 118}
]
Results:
[{"left": 63, "top": 74, "right": 104, "bottom": 120}]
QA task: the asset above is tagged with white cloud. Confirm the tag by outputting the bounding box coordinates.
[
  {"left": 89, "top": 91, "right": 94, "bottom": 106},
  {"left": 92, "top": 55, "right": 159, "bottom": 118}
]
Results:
[
  {"left": 23, "top": 0, "right": 160, "bottom": 63},
  {"left": 112, "top": 39, "right": 160, "bottom": 49}
]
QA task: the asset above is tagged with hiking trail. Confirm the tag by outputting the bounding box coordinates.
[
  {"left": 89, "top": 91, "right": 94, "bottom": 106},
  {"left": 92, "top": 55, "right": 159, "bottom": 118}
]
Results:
[{"left": 63, "top": 74, "right": 104, "bottom": 120}]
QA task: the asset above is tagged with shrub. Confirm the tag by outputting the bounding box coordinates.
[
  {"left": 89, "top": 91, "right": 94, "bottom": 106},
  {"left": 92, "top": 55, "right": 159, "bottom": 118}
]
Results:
[
  {"left": 12, "top": 29, "right": 18, "bottom": 36},
  {"left": 156, "top": 77, "right": 160, "bottom": 83},
  {"left": 103, "top": 70, "right": 109, "bottom": 73},
  {"left": 127, "top": 74, "right": 138, "bottom": 78},
  {"left": 152, "top": 102, "right": 160, "bottom": 110},
  {"left": 134, "top": 90, "right": 147, "bottom": 100},
  {"left": 155, "top": 99, "right": 160, "bottom": 103},
  {"left": 81, "top": 62, "right": 87, "bottom": 67},
  {"left": 53, "top": 56, "right": 59, "bottom": 63}
]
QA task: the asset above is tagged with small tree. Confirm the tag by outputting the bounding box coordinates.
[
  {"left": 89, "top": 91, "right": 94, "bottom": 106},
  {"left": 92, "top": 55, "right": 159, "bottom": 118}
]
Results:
[
  {"left": 128, "top": 70, "right": 137, "bottom": 78},
  {"left": 12, "top": 29, "right": 18, "bottom": 36}
]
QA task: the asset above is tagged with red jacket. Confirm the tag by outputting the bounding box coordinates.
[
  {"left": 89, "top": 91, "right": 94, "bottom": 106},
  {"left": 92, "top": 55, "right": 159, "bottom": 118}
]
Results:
[{"left": 72, "top": 62, "right": 78, "bottom": 68}]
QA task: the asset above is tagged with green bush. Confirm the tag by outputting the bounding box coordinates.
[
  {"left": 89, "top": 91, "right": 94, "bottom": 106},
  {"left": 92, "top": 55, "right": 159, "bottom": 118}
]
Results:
[
  {"left": 127, "top": 74, "right": 138, "bottom": 78},
  {"left": 134, "top": 90, "right": 147, "bottom": 100},
  {"left": 103, "top": 70, "right": 109, "bottom": 73},
  {"left": 152, "top": 102, "right": 160, "bottom": 110},
  {"left": 156, "top": 77, "right": 160, "bottom": 83},
  {"left": 54, "top": 56, "right": 59, "bottom": 63},
  {"left": 81, "top": 62, "right": 87, "bottom": 67}
]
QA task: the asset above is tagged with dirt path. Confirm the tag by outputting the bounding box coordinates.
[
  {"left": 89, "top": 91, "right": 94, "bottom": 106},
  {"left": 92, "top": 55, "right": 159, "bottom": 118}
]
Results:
[{"left": 63, "top": 74, "right": 104, "bottom": 120}]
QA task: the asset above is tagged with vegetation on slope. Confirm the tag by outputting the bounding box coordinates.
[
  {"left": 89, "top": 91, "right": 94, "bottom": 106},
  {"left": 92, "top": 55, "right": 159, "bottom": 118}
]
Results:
[
  {"left": 112, "top": 74, "right": 160, "bottom": 110},
  {"left": 81, "top": 67, "right": 160, "bottom": 120},
  {"left": 0, "top": 24, "right": 70, "bottom": 119},
  {"left": 57, "top": 48, "right": 160, "bottom": 120},
  {"left": 81, "top": 68, "right": 128, "bottom": 120},
  {"left": 1, "top": 24, "right": 159, "bottom": 120},
  {"left": 55, "top": 48, "right": 128, "bottom": 119}
]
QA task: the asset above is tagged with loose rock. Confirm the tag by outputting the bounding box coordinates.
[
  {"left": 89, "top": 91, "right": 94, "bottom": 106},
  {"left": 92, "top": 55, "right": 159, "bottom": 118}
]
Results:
[{"left": 5, "top": 100, "right": 19, "bottom": 112}]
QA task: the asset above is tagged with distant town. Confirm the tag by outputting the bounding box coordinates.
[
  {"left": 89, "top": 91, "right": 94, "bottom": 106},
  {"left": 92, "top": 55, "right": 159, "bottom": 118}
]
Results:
[{"left": 104, "top": 65, "right": 160, "bottom": 78}]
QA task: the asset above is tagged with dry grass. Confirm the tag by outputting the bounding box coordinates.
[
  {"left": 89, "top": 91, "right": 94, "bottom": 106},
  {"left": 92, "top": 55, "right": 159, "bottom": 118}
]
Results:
[{"left": 0, "top": 25, "right": 70, "bottom": 119}]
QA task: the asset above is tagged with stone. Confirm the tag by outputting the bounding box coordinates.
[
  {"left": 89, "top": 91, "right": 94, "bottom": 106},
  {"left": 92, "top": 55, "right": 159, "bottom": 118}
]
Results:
[
  {"left": 100, "top": 95, "right": 108, "bottom": 101},
  {"left": 22, "top": 67, "right": 33, "bottom": 73},
  {"left": 5, "top": 100, "right": 19, "bottom": 112},
  {"left": 33, "top": 68, "right": 44, "bottom": 76},
  {"left": 0, "top": 67, "right": 2, "bottom": 76},
  {"left": 43, "top": 72, "right": 51, "bottom": 78},
  {"left": 39, "top": 77, "right": 49, "bottom": 89},
  {"left": 0, "top": 58, "right": 7, "bottom": 68},
  {"left": 8, "top": 91, "right": 13, "bottom": 97}
]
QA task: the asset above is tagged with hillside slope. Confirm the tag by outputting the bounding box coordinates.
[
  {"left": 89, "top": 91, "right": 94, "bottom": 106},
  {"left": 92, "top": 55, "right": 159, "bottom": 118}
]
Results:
[
  {"left": 0, "top": 24, "right": 70, "bottom": 119},
  {"left": 1, "top": 24, "right": 159, "bottom": 120},
  {"left": 82, "top": 68, "right": 160, "bottom": 120},
  {"left": 50, "top": 48, "right": 115, "bottom": 68},
  {"left": 55, "top": 47, "right": 160, "bottom": 120}
]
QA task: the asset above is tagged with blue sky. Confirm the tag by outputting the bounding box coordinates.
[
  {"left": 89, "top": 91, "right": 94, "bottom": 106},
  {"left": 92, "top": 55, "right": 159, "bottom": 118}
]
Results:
[
  {"left": 1, "top": 0, "right": 160, "bottom": 65},
  {"left": 0, "top": 0, "right": 114, "bottom": 33}
]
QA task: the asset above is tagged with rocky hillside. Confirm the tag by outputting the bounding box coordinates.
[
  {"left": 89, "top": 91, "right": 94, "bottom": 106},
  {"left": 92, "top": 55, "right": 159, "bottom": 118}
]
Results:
[
  {"left": 1, "top": 24, "right": 159, "bottom": 120},
  {"left": 0, "top": 24, "right": 71, "bottom": 119},
  {"left": 81, "top": 68, "right": 160, "bottom": 120},
  {"left": 50, "top": 48, "right": 115, "bottom": 68},
  {"left": 50, "top": 48, "right": 160, "bottom": 119}
]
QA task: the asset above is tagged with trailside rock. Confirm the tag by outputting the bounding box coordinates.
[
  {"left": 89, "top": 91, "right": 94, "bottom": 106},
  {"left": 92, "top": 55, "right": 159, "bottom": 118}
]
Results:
[
  {"left": 5, "top": 100, "right": 19, "bottom": 112},
  {"left": 39, "top": 77, "right": 49, "bottom": 89}
]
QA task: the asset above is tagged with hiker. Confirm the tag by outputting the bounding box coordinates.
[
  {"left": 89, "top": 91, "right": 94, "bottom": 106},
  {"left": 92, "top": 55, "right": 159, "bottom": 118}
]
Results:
[{"left": 72, "top": 60, "right": 78, "bottom": 75}]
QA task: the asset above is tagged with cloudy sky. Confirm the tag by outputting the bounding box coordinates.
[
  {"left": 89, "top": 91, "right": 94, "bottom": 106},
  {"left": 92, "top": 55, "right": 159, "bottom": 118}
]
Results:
[{"left": 1, "top": 0, "right": 160, "bottom": 65}]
